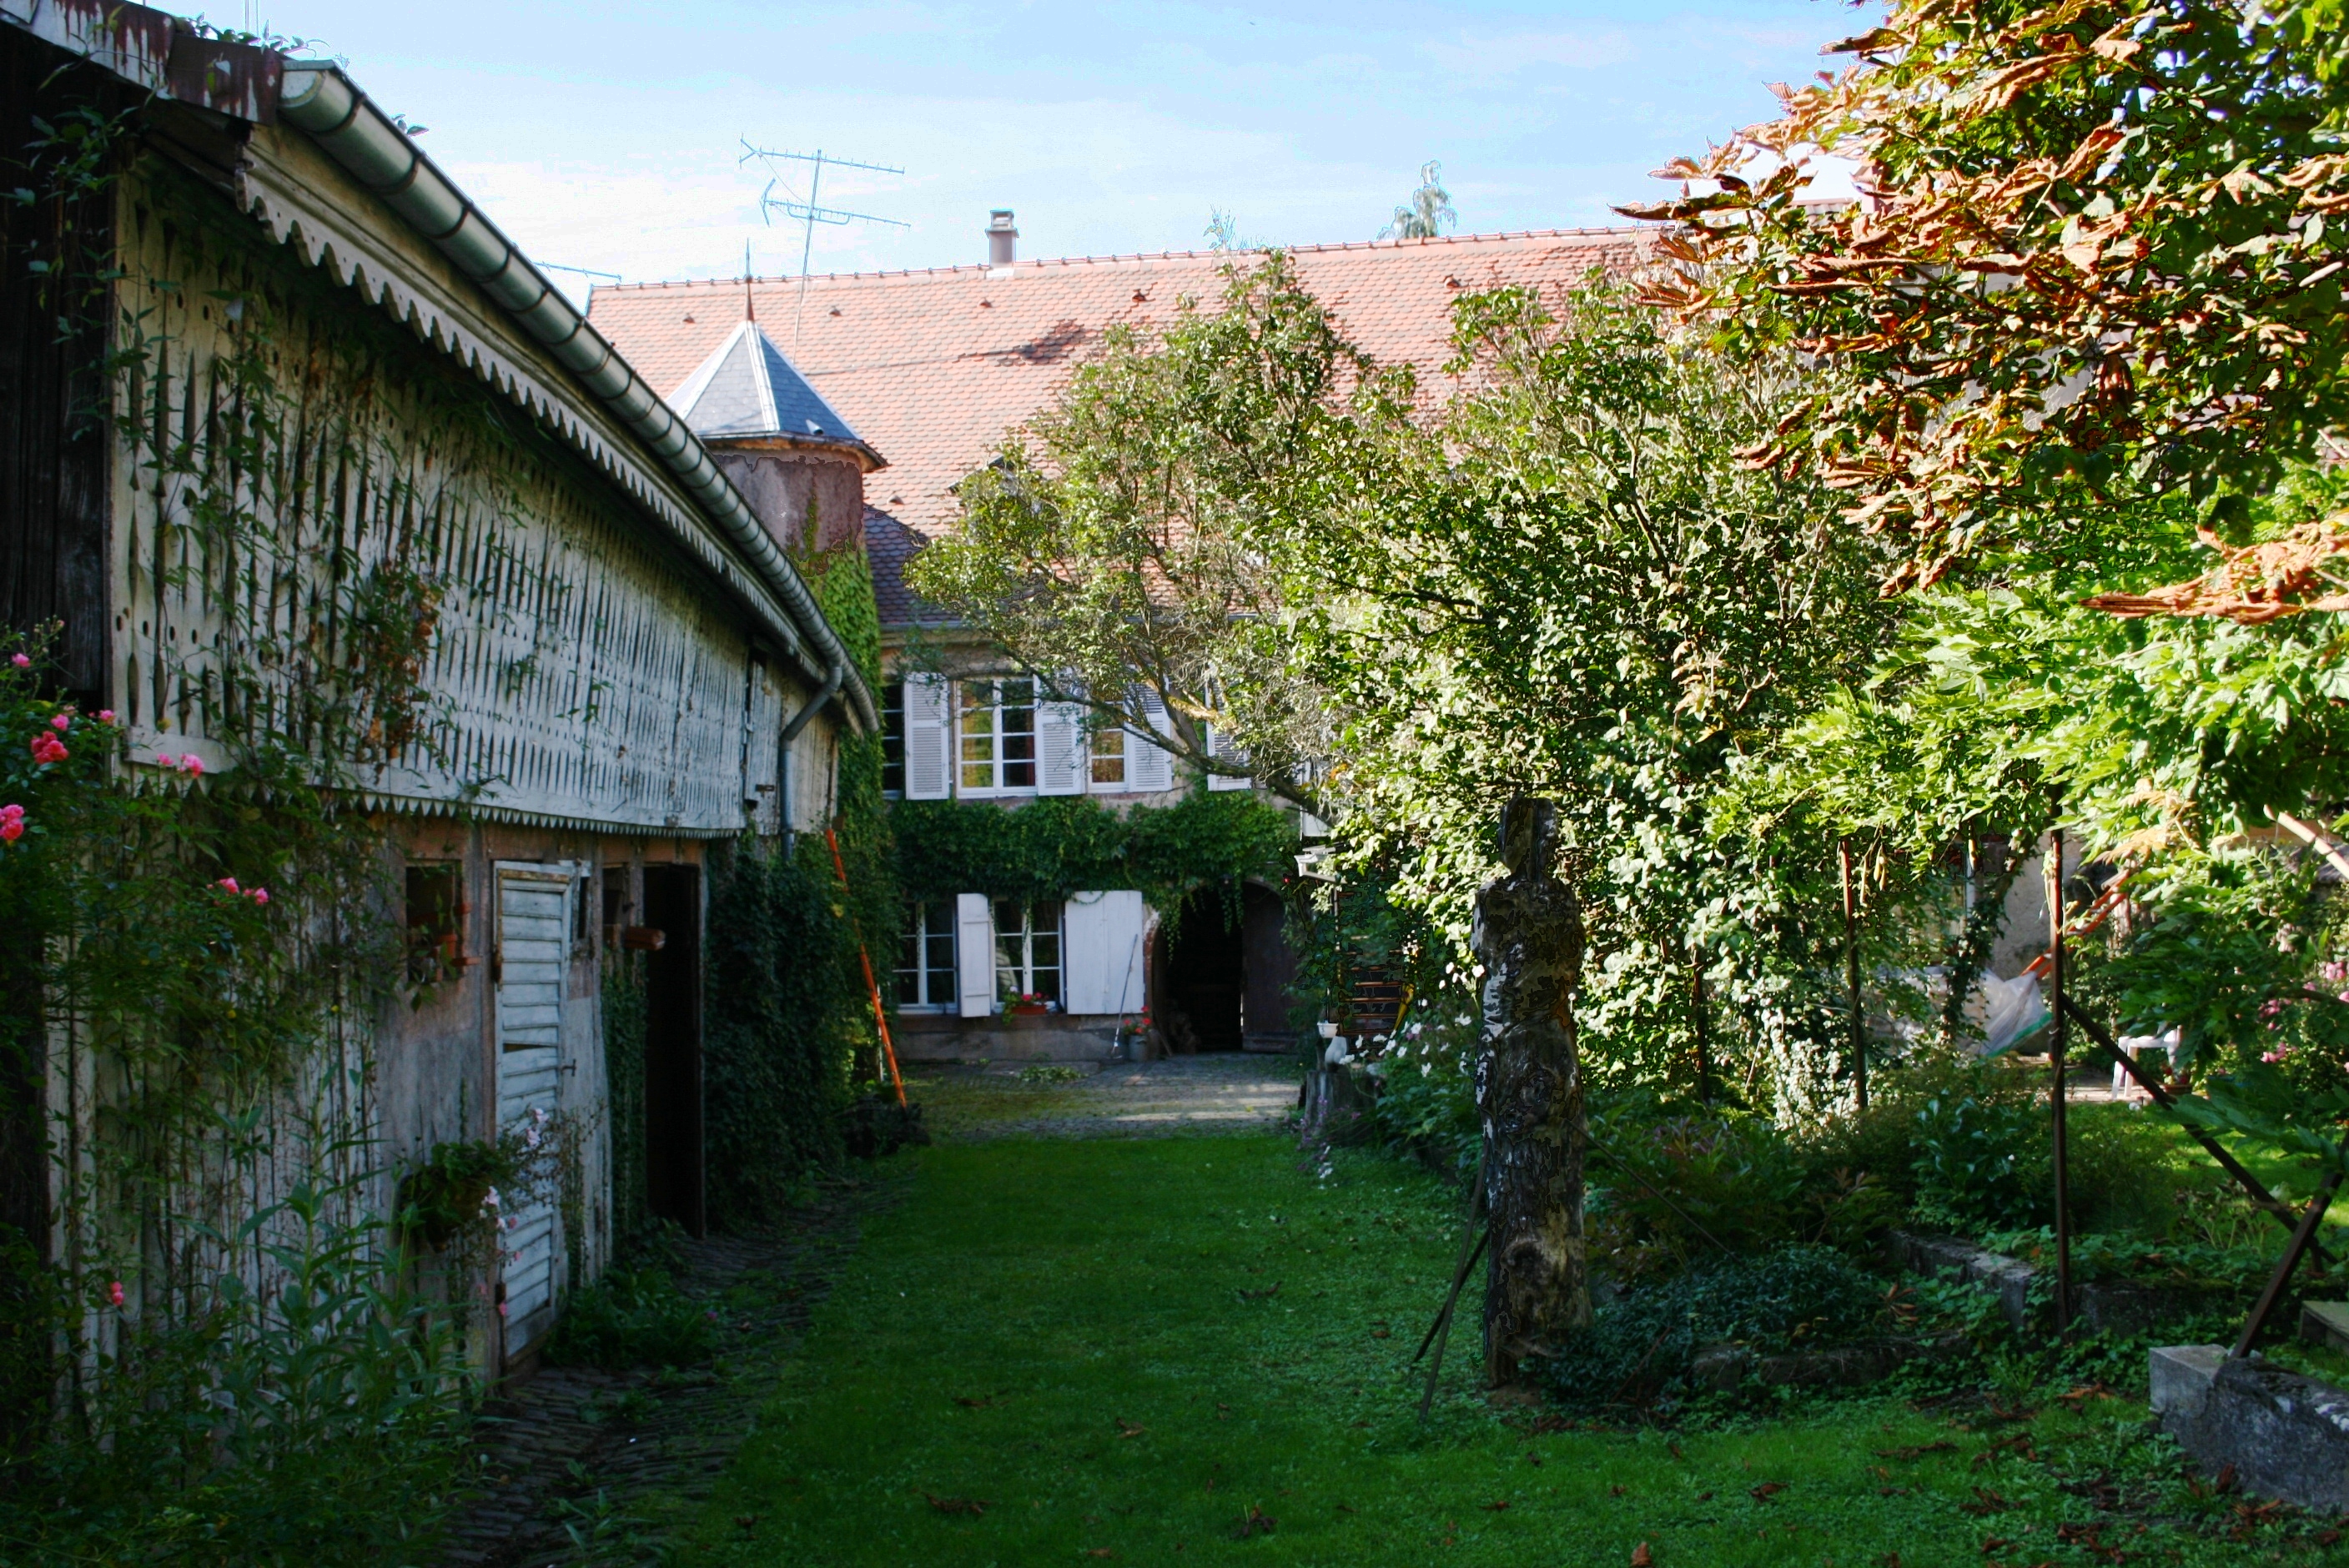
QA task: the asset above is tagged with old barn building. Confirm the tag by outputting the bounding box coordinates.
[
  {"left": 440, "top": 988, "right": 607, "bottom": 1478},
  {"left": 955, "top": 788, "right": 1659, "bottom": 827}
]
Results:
[
  {"left": 590, "top": 216, "right": 1660, "bottom": 1063},
  {"left": 2, "top": 2, "right": 874, "bottom": 1375}
]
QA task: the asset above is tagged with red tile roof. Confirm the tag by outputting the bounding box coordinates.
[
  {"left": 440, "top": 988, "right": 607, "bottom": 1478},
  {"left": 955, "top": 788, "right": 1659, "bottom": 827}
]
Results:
[{"left": 588, "top": 226, "right": 1663, "bottom": 625}]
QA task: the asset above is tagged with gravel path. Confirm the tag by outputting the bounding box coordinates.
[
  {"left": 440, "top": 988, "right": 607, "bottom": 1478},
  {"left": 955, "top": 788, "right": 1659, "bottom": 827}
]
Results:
[{"left": 907, "top": 1053, "right": 1304, "bottom": 1142}]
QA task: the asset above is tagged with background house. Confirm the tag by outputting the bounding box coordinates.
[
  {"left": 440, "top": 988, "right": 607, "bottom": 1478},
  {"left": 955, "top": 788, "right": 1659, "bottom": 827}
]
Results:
[{"left": 590, "top": 217, "right": 1662, "bottom": 1063}]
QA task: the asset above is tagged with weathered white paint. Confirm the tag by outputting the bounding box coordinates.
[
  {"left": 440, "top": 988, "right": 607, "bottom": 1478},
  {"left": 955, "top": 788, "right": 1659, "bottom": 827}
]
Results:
[
  {"left": 903, "top": 674, "right": 953, "bottom": 802},
  {"left": 1127, "top": 691, "right": 1174, "bottom": 793},
  {"left": 496, "top": 865, "right": 573, "bottom": 1341},
  {"left": 1035, "top": 700, "right": 1086, "bottom": 796}
]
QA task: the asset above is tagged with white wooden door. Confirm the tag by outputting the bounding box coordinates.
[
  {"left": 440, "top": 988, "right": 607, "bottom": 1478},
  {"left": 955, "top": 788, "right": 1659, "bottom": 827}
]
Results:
[
  {"left": 955, "top": 892, "right": 998, "bottom": 1018},
  {"left": 495, "top": 864, "right": 573, "bottom": 1338},
  {"left": 1063, "top": 890, "right": 1148, "bottom": 1014}
]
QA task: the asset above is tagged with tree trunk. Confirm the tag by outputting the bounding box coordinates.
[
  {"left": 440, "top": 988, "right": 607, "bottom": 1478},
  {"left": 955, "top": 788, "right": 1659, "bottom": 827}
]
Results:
[{"left": 1473, "top": 797, "right": 1588, "bottom": 1390}]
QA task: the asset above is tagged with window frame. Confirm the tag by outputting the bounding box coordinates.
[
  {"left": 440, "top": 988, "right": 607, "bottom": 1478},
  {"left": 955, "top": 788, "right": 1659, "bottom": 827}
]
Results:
[
  {"left": 895, "top": 900, "right": 958, "bottom": 1013},
  {"left": 958, "top": 677, "right": 1039, "bottom": 797},
  {"left": 881, "top": 680, "right": 906, "bottom": 797},
  {"left": 993, "top": 898, "right": 1061, "bottom": 1008}
]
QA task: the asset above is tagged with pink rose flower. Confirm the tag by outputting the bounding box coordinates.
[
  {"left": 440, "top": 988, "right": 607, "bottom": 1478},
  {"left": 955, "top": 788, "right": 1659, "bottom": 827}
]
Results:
[
  {"left": 0, "top": 819, "right": 22, "bottom": 844},
  {"left": 251, "top": 888, "right": 269, "bottom": 906},
  {"left": 108, "top": 1280, "right": 124, "bottom": 1309},
  {"left": 29, "top": 734, "right": 65, "bottom": 766},
  {"left": 49, "top": 714, "right": 68, "bottom": 731},
  {"left": 497, "top": 1301, "right": 509, "bottom": 1319},
  {"left": 8, "top": 654, "right": 26, "bottom": 669},
  {"left": 97, "top": 710, "right": 113, "bottom": 723},
  {"left": 180, "top": 755, "right": 204, "bottom": 778},
  {"left": 217, "top": 877, "right": 240, "bottom": 894}
]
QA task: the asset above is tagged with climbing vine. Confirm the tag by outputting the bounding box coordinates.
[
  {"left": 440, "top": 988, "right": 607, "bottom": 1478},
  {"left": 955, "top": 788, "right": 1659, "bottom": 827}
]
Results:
[{"left": 891, "top": 792, "right": 1298, "bottom": 920}]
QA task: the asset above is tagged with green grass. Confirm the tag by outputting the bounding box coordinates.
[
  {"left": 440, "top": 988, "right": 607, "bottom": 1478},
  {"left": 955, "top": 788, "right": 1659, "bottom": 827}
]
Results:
[{"left": 675, "top": 1136, "right": 2341, "bottom": 1566}]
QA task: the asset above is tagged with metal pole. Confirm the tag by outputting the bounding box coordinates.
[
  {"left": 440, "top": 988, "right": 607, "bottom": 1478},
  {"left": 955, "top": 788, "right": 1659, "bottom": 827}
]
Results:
[
  {"left": 1692, "top": 959, "right": 1712, "bottom": 1108},
  {"left": 1840, "top": 838, "right": 1866, "bottom": 1112},
  {"left": 2047, "top": 824, "right": 2072, "bottom": 1334},
  {"left": 2232, "top": 1168, "right": 2343, "bottom": 1358}
]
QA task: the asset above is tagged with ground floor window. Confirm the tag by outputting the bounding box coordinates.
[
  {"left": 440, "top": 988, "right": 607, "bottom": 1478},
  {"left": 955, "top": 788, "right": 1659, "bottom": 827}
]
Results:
[
  {"left": 897, "top": 901, "right": 956, "bottom": 1010},
  {"left": 994, "top": 899, "right": 1061, "bottom": 1008}
]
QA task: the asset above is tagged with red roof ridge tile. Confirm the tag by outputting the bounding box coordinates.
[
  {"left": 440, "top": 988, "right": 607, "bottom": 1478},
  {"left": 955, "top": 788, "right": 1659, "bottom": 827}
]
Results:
[{"left": 598, "top": 223, "right": 1662, "bottom": 294}]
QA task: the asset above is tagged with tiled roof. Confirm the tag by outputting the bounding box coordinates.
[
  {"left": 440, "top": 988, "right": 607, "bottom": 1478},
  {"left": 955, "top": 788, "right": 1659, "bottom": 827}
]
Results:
[{"left": 588, "top": 226, "right": 1664, "bottom": 627}]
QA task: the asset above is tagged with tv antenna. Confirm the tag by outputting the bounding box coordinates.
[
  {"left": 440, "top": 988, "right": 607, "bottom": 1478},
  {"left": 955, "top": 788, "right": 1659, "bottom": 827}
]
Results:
[
  {"left": 739, "top": 140, "right": 908, "bottom": 342},
  {"left": 539, "top": 261, "right": 621, "bottom": 293}
]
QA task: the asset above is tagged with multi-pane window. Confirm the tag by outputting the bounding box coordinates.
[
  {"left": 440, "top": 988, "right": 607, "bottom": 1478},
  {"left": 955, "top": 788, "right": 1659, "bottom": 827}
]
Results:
[
  {"left": 994, "top": 899, "right": 1061, "bottom": 1007},
  {"left": 881, "top": 681, "right": 905, "bottom": 796},
  {"left": 896, "top": 902, "right": 956, "bottom": 1010},
  {"left": 959, "top": 678, "right": 1036, "bottom": 793},
  {"left": 1089, "top": 722, "right": 1125, "bottom": 787}
]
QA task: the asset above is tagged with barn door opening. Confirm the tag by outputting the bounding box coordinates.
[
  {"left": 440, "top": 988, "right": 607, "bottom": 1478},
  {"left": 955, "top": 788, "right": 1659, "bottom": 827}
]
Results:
[
  {"left": 495, "top": 865, "right": 573, "bottom": 1349},
  {"left": 641, "top": 863, "right": 704, "bottom": 1237},
  {"left": 1161, "top": 888, "right": 1244, "bottom": 1053}
]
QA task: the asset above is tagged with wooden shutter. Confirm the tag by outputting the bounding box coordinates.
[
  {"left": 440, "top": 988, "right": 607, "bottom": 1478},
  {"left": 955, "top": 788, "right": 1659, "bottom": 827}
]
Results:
[
  {"left": 903, "top": 674, "right": 952, "bottom": 800},
  {"left": 1205, "top": 723, "right": 1252, "bottom": 792},
  {"left": 1126, "top": 689, "right": 1174, "bottom": 793},
  {"left": 495, "top": 864, "right": 574, "bottom": 1342},
  {"left": 1063, "top": 890, "right": 1147, "bottom": 1015},
  {"left": 955, "top": 892, "right": 997, "bottom": 1018},
  {"left": 1035, "top": 700, "right": 1086, "bottom": 796}
]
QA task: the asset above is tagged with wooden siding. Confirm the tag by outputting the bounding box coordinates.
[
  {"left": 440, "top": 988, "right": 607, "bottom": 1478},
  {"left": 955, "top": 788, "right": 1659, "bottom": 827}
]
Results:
[{"left": 108, "top": 164, "right": 809, "bottom": 834}]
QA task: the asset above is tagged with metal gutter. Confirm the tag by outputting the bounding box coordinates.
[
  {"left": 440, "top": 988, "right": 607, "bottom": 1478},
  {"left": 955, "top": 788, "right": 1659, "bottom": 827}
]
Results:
[{"left": 274, "top": 63, "right": 876, "bottom": 736}]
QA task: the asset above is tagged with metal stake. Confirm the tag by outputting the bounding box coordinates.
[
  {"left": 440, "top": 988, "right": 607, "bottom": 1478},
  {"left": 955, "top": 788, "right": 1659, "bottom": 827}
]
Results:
[
  {"left": 2047, "top": 825, "right": 2071, "bottom": 1334},
  {"left": 2233, "top": 1168, "right": 2344, "bottom": 1359},
  {"left": 1841, "top": 838, "right": 1866, "bottom": 1112}
]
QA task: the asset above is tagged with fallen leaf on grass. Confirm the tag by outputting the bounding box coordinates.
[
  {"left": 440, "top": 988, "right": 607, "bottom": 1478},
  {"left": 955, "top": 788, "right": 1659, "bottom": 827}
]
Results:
[
  {"left": 926, "top": 1495, "right": 987, "bottom": 1517},
  {"left": 1959, "top": 1487, "right": 2012, "bottom": 1515},
  {"left": 1632, "top": 1544, "right": 1654, "bottom": 1566},
  {"left": 1230, "top": 1505, "right": 1276, "bottom": 1540},
  {"left": 1335, "top": 1502, "right": 1356, "bottom": 1514},
  {"left": 1085, "top": 1551, "right": 1117, "bottom": 1560},
  {"left": 1874, "top": 1555, "right": 1900, "bottom": 1567},
  {"left": 1371, "top": 1328, "right": 1392, "bottom": 1339},
  {"left": 1238, "top": 1282, "right": 1282, "bottom": 1300},
  {"left": 1215, "top": 1403, "right": 1231, "bottom": 1420},
  {"left": 1115, "top": 1417, "right": 1147, "bottom": 1439},
  {"left": 732, "top": 1515, "right": 758, "bottom": 1529},
  {"left": 1481, "top": 1500, "right": 1510, "bottom": 1512},
  {"left": 1873, "top": 1442, "right": 1955, "bottom": 1460},
  {"left": 1749, "top": 1482, "right": 1786, "bottom": 1501},
  {"left": 1971, "top": 1433, "right": 2037, "bottom": 1469},
  {"left": 1696, "top": 1491, "right": 1713, "bottom": 1502},
  {"left": 2058, "top": 1382, "right": 2118, "bottom": 1406},
  {"left": 954, "top": 1395, "right": 994, "bottom": 1409},
  {"left": 1609, "top": 1484, "right": 1626, "bottom": 1496}
]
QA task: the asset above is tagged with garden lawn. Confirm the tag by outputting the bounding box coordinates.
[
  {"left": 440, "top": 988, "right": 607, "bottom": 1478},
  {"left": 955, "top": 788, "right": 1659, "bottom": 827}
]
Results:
[{"left": 675, "top": 1135, "right": 2331, "bottom": 1567}]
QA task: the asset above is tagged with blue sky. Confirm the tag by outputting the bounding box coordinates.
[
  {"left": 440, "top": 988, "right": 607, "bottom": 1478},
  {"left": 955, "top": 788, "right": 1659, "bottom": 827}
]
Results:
[{"left": 252, "top": 1, "right": 1866, "bottom": 300}]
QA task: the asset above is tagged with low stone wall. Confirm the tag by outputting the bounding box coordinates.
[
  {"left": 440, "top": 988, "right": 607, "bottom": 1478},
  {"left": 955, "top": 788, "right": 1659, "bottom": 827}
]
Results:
[
  {"left": 893, "top": 1011, "right": 1128, "bottom": 1063},
  {"left": 2152, "top": 1344, "right": 2349, "bottom": 1512},
  {"left": 1689, "top": 1333, "right": 1968, "bottom": 1394},
  {"left": 1887, "top": 1231, "right": 2236, "bottom": 1334}
]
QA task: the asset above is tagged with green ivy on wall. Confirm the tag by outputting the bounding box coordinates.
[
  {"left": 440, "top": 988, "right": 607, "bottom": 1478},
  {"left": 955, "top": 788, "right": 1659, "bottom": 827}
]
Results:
[{"left": 891, "top": 792, "right": 1298, "bottom": 918}]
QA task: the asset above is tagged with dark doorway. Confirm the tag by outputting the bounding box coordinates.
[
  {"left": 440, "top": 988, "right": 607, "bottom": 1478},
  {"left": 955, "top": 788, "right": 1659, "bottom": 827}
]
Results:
[
  {"left": 1161, "top": 889, "right": 1244, "bottom": 1053},
  {"left": 641, "top": 864, "right": 704, "bottom": 1236},
  {"left": 1240, "top": 882, "right": 1299, "bottom": 1053}
]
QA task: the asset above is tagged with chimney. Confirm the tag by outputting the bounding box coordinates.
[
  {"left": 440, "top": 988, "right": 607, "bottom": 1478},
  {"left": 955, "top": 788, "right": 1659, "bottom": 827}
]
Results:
[{"left": 987, "top": 209, "right": 1018, "bottom": 268}]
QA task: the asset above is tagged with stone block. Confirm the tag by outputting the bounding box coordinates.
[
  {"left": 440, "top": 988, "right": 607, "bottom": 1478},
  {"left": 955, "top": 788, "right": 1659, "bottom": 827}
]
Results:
[
  {"left": 2152, "top": 1344, "right": 2349, "bottom": 1512},
  {"left": 1689, "top": 1344, "right": 1752, "bottom": 1394},
  {"left": 1888, "top": 1230, "right": 2034, "bottom": 1330},
  {"left": 2077, "top": 1278, "right": 2235, "bottom": 1336},
  {"left": 2302, "top": 1301, "right": 2349, "bottom": 1353}
]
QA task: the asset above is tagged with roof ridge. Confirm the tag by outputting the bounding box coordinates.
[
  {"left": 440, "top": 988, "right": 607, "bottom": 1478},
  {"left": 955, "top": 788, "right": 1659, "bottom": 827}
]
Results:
[{"left": 599, "top": 224, "right": 1662, "bottom": 294}]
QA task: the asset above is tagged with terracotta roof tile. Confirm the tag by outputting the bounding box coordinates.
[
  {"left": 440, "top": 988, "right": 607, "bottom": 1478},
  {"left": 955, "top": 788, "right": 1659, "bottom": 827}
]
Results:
[{"left": 589, "top": 227, "right": 1663, "bottom": 626}]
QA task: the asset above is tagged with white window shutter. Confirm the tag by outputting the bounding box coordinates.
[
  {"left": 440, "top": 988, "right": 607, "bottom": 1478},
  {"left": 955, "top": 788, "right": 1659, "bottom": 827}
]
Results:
[
  {"left": 1205, "top": 723, "right": 1252, "bottom": 791},
  {"left": 1062, "top": 890, "right": 1147, "bottom": 1015},
  {"left": 1035, "top": 701, "right": 1086, "bottom": 795},
  {"left": 1126, "top": 689, "right": 1174, "bottom": 793},
  {"left": 903, "top": 674, "right": 952, "bottom": 800},
  {"left": 955, "top": 892, "right": 996, "bottom": 1017}
]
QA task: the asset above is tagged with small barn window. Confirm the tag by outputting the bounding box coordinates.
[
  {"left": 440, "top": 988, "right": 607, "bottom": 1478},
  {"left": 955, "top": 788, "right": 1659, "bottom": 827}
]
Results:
[
  {"left": 882, "top": 681, "right": 906, "bottom": 796},
  {"left": 896, "top": 902, "right": 956, "bottom": 1010},
  {"left": 959, "top": 678, "right": 1036, "bottom": 793},
  {"left": 405, "top": 862, "right": 465, "bottom": 985},
  {"left": 993, "top": 899, "right": 1060, "bottom": 1008}
]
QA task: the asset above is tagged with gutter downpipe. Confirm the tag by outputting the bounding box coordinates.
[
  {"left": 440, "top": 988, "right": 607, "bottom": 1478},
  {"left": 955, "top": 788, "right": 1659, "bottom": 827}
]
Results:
[
  {"left": 777, "top": 661, "right": 846, "bottom": 852},
  {"left": 274, "top": 63, "right": 877, "bottom": 737}
]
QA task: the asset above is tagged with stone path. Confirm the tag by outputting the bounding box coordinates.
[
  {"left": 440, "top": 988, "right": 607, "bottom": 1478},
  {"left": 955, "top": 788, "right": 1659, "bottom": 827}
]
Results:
[
  {"left": 906, "top": 1052, "right": 1304, "bottom": 1142},
  {"left": 438, "top": 1188, "right": 879, "bottom": 1567}
]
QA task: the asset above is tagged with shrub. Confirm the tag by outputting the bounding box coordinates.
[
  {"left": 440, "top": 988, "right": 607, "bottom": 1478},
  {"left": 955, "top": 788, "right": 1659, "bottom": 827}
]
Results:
[
  {"left": 1547, "top": 1244, "right": 1886, "bottom": 1410},
  {"left": 541, "top": 1265, "right": 715, "bottom": 1370},
  {"left": 1909, "top": 1093, "right": 2048, "bottom": 1234}
]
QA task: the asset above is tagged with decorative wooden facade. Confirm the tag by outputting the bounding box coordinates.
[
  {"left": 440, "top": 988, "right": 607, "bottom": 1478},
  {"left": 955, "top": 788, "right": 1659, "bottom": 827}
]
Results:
[{"left": 3, "top": 2, "right": 873, "bottom": 1374}]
